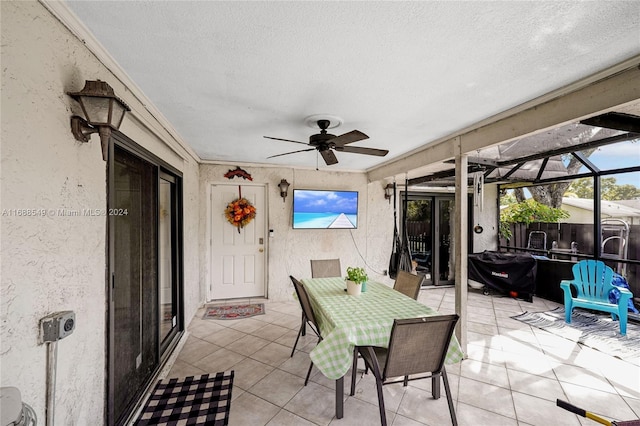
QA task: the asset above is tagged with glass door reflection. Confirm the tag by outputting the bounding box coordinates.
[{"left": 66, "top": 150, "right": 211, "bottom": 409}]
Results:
[
  {"left": 435, "top": 198, "right": 454, "bottom": 285},
  {"left": 159, "top": 174, "right": 177, "bottom": 345}
]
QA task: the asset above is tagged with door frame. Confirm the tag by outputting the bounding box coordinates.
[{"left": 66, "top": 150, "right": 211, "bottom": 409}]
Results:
[
  {"left": 107, "top": 132, "right": 184, "bottom": 425},
  {"left": 402, "top": 191, "right": 473, "bottom": 286},
  {"left": 206, "top": 182, "right": 268, "bottom": 301},
  {"left": 158, "top": 171, "right": 183, "bottom": 354}
]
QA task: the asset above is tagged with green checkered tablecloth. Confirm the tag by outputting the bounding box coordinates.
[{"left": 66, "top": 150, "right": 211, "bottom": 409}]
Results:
[{"left": 302, "top": 277, "right": 464, "bottom": 380}]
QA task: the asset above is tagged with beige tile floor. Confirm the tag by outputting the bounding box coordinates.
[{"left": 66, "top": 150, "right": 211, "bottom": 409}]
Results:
[{"left": 168, "top": 287, "right": 640, "bottom": 426}]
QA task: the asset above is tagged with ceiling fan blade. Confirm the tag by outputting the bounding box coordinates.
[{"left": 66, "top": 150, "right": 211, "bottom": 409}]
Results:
[
  {"left": 335, "top": 146, "right": 389, "bottom": 156},
  {"left": 320, "top": 149, "right": 338, "bottom": 165},
  {"left": 267, "top": 148, "right": 315, "bottom": 159},
  {"left": 263, "top": 136, "right": 309, "bottom": 146},
  {"left": 331, "top": 130, "right": 369, "bottom": 147}
]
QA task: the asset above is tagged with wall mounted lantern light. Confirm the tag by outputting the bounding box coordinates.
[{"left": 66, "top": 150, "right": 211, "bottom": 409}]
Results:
[
  {"left": 384, "top": 183, "right": 394, "bottom": 203},
  {"left": 278, "top": 179, "right": 290, "bottom": 202},
  {"left": 68, "top": 80, "right": 130, "bottom": 161}
]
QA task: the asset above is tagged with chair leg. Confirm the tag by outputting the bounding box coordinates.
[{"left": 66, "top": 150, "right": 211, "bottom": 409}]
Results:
[
  {"left": 619, "top": 306, "right": 628, "bottom": 336},
  {"left": 350, "top": 348, "right": 358, "bottom": 396},
  {"left": 564, "top": 299, "right": 573, "bottom": 324},
  {"left": 305, "top": 361, "right": 314, "bottom": 386},
  {"left": 374, "top": 377, "right": 387, "bottom": 426},
  {"left": 441, "top": 367, "right": 458, "bottom": 426},
  {"left": 431, "top": 375, "right": 440, "bottom": 399},
  {"left": 290, "top": 324, "right": 303, "bottom": 357}
]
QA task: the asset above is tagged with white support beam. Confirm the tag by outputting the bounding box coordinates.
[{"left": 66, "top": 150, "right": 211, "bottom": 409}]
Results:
[{"left": 454, "top": 138, "right": 468, "bottom": 354}]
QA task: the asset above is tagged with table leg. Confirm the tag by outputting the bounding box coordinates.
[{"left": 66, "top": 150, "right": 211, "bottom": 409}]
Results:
[
  {"left": 431, "top": 375, "right": 441, "bottom": 399},
  {"left": 336, "top": 376, "right": 344, "bottom": 418}
]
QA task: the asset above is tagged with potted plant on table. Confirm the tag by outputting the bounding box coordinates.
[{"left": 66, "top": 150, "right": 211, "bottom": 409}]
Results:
[{"left": 346, "top": 266, "right": 368, "bottom": 296}]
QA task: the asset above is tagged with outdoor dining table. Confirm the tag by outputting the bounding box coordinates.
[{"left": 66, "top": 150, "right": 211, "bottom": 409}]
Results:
[{"left": 301, "top": 277, "right": 465, "bottom": 419}]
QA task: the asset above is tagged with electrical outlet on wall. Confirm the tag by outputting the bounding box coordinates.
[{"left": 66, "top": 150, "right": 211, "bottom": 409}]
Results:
[{"left": 39, "top": 311, "right": 75, "bottom": 344}]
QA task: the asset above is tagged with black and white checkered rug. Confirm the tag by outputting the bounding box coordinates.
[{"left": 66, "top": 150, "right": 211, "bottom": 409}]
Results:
[{"left": 135, "top": 371, "right": 234, "bottom": 425}]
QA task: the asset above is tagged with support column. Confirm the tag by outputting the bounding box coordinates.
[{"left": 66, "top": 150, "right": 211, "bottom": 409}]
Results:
[{"left": 454, "top": 137, "right": 468, "bottom": 354}]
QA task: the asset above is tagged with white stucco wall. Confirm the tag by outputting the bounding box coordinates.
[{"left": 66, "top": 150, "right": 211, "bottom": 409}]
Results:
[
  {"left": 199, "top": 165, "right": 397, "bottom": 302},
  {"left": 1, "top": 2, "right": 200, "bottom": 423}
]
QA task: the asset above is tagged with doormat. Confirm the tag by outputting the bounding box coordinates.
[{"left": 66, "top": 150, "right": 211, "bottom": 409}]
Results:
[
  {"left": 135, "top": 371, "right": 234, "bottom": 425},
  {"left": 203, "top": 303, "right": 265, "bottom": 320},
  {"left": 511, "top": 307, "right": 640, "bottom": 365}
]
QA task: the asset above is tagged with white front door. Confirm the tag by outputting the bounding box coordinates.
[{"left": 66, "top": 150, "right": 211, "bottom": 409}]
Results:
[{"left": 210, "top": 183, "right": 267, "bottom": 299}]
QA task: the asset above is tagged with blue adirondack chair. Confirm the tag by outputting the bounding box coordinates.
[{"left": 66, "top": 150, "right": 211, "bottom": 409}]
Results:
[{"left": 560, "top": 260, "right": 633, "bottom": 335}]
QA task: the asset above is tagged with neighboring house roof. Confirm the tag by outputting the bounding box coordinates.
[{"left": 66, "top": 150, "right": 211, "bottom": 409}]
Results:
[
  {"left": 561, "top": 197, "right": 640, "bottom": 218},
  {"left": 616, "top": 199, "right": 640, "bottom": 210}
]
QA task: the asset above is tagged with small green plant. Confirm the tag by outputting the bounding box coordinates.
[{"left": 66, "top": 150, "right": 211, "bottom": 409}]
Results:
[{"left": 346, "top": 267, "right": 368, "bottom": 284}]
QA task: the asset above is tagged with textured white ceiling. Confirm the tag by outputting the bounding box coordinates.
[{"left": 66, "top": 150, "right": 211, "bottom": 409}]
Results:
[{"left": 65, "top": 1, "right": 640, "bottom": 171}]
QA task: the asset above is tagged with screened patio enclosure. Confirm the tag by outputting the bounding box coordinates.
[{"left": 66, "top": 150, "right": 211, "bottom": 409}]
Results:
[
  {"left": 408, "top": 111, "right": 639, "bottom": 187},
  {"left": 404, "top": 108, "right": 640, "bottom": 304}
]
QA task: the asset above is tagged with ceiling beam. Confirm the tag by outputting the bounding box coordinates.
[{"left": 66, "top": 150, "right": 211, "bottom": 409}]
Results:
[{"left": 581, "top": 112, "right": 640, "bottom": 133}]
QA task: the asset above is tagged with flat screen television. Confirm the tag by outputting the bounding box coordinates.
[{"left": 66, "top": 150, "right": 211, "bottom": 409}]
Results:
[{"left": 292, "top": 189, "right": 358, "bottom": 229}]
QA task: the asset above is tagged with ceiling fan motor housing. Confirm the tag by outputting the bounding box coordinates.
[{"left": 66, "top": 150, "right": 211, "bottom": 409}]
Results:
[
  {"left": 309, "top": 119, "right": 336, "bottom": 147},
  {"left": 310, "top": 132, "right": 336, "bottom": 146}
]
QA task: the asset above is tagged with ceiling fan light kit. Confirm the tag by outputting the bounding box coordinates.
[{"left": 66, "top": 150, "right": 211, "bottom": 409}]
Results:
[{"left": 264, "top": 115, "right": 389, "bottom": 166}]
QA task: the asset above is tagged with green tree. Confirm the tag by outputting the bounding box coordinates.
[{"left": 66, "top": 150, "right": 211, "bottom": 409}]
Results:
[
  {"left": 512, "top": 128, "right": 604, "bottom": 207},
  {"left": 568, "top": 177, "right": 640, "bottom": 200},
  {"left": 566, "top": 177, "right": 594, "bottom": 198},
  {"left": 607, "top": 183, "right": 640, "bottom": 200},
  {"left": 499, "top": 190, "right": 517, "bottom": 206},
  {"left": 406, "top": 200, "right": 430, "bottom": 221},
  {"left": 500, "top": 199, "right": 569, "bottom": 240}
]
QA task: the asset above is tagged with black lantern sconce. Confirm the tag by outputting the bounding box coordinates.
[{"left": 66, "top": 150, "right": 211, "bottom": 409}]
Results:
[
  {"left": 384, "top": 183, "right": 394, "bottom": 203},
  {"left": 68, "top": 80, "right": 130, "bottom": 161},
  {"left": 278, "top": 179, "right": 290, "bottom": 202}
]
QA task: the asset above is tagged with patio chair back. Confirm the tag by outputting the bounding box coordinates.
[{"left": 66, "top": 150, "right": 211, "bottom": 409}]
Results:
[
  {"left": 290, "top": 276, "right": 323, "bottom": 385},
  {"left": 560, "top": 259, "right": 632, "bottom": 335},
  {"left": 290, "top": 276, "right": 320, "bottom": 337},
  {"left": 571, "top": 260, "right": 615, "bottom": 302},
  {"left": 393, "top": 270, "right": 423, "bottom": 300},
  {"left": 352, "top": 314, "right": 460, "bottom": 425},
  {"left": 384, "top": 314, "right": 458, "bottom": 380},
  {"left": 311, "top": 259, "right": 342, "bottom": 278}
]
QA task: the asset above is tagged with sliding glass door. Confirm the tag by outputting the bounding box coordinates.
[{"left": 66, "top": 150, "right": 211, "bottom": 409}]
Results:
[
  {"left": 404, "top": 193, "right": 470, "bottom": 286},
  {"left": 108, "top": 138, "right": 182, "bottom": 425},
  {"left": 159, "top": 173, "right": 180, "bottom": 349}
]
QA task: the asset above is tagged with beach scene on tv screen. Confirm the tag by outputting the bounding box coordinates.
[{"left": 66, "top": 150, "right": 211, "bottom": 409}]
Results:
[{"left": 293, "top": 190, "right": 358, "bottom": 229}]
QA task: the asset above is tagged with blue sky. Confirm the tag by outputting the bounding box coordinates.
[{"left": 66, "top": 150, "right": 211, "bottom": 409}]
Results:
[
  {"left": 580, "top": 140, "right": 639, "bottom": 187},
  {"left": 293, "top": 190, "right": 358, "bottom": 214}
]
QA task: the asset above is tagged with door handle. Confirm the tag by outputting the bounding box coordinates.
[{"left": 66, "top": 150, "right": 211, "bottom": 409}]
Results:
[{"left": 259, "top": 248, "right": 264, "bottom": 253}]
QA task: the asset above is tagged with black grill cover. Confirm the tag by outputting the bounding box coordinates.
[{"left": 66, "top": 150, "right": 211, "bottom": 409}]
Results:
[{"left": 468, "top": 251, "right": 537, "bottom": 301}]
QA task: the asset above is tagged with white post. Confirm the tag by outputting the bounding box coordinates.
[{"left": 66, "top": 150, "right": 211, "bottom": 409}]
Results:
[{"left": 454, "top": 137, "right": 468, "bottom": 354}]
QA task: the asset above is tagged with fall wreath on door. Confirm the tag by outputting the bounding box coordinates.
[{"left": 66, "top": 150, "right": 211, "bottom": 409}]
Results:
[{"left": 225, "top": 195, "right": 256, "bottom": 232}]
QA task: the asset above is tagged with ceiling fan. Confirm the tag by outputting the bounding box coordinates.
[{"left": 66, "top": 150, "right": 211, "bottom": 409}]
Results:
[{"left": 264, "top": 119, "right": 389, "bottom": 166}]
